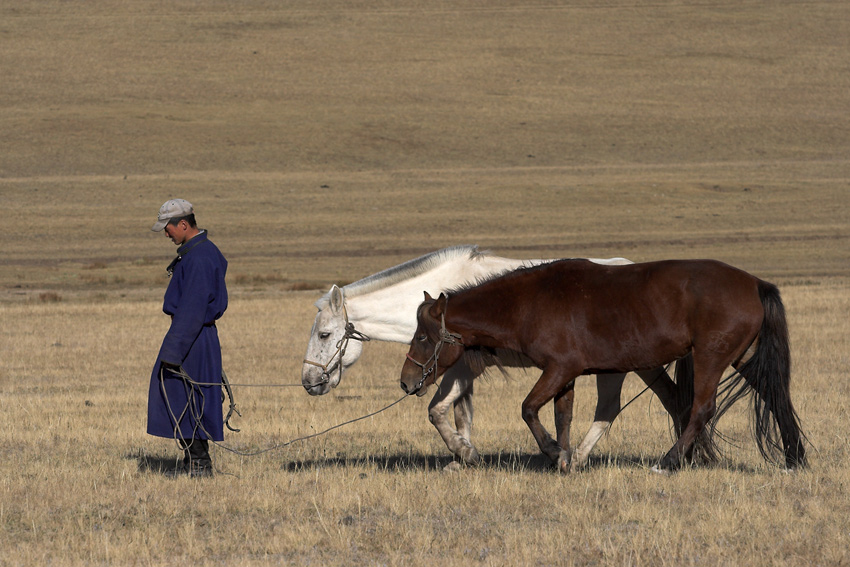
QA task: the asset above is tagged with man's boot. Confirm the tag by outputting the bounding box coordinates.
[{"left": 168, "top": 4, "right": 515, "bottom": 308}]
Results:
[
  {"left": 166, "top": 438, "right": 213, "bottom": 478},
  {"left": 185, "top": 438, "right": 213, "bottom": 477}
]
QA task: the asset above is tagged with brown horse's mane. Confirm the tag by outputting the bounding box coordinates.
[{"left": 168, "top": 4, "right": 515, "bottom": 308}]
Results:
[
  {"left": 443, "top": 260, "right": 557, "bottom": 298},
  {"left": 428, "top": 262, "right": 561, "bottom": 376},
  {"left": 436, "top": 282, "right": 536, "bottom": 378},
  {"left": 444, "top": 259, "right": 578, "bottom": 378}
]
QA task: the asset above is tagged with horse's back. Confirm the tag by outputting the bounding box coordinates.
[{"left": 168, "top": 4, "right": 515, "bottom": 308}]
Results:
[
  {"left": 470, "top": 258, "right": 766, "bottom": 369},
  {"left": 637, "top": 259, "right": 763, "bottom": 313},
  {"left": 532, "top": 258, "right": 760, "bottom": 299}
]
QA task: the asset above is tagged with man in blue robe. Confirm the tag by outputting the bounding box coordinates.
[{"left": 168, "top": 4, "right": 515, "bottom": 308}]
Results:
[{"left": 148, "top": 199, "right": 228, "bottom": 477}]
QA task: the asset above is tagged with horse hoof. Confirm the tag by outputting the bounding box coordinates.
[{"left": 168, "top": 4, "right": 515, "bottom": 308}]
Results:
[
  {"left": 557, "top": 451, "right": 571, "bottom": 474},
  {"left": 443, "top": 461, "right": 464, "bottom": 472},
  {"left": 461, "top": 447, "right": 481, "bottom": 466},
  {"left": 650, "top": 465, "right": 672, "bottom": 476}
]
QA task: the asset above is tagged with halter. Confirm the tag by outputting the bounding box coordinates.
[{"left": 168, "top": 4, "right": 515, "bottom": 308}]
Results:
[
  {"left": 302, "top": 303, "right": 371, "bottom": 390},
  {"left": 405, "top": 307, "right": 463, "bottom": 393}
]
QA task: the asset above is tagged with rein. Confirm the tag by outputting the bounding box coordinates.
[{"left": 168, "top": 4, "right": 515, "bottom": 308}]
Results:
[
  {"left": 405, "top": 307, "right": 463, "bottom": 393},
  {"left": 302, "top": 303, "right": 372, "bottom": 390}
]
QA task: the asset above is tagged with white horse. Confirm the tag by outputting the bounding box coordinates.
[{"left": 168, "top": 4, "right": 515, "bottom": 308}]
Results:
[{"left": 302, "top": 245, "right": 684, "bottom": 471}]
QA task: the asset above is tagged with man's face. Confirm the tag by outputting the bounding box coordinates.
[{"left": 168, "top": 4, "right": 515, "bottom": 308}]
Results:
[{"left": 163, "top": 219, "right": 190, "bottom": 245}]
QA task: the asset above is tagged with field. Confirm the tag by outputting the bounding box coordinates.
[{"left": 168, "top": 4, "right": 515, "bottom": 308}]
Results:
[{"left": 1, "top": 1, "right": 849, "bottom": 565}]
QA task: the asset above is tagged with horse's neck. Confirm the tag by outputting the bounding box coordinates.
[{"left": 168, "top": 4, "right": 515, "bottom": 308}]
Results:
[
  {"left": 345, "top": 255, "right": 536, "bottom": 343},
  {"left": 446, "top": 286, "right": 527, "bottom": 353}
]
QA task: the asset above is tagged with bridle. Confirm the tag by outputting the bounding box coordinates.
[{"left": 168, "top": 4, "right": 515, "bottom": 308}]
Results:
[
  {"left": 405, "top": 307, "right": 463, "bottom": 393},
  {"left": 302, "top": 303, "right": 370, "bottom": 390}
]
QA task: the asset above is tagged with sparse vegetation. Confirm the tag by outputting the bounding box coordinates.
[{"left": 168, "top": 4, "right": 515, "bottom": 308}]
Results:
[{"left": 1, "top": 1, "right": 848, "bottom": 565}]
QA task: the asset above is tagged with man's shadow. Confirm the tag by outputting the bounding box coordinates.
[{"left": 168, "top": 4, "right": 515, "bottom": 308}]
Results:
[{"left": 131, "top": 450, "right": 184, "bottom": 474}]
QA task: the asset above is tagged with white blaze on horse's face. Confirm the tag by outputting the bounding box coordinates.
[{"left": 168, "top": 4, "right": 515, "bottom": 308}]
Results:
[{"left": 301, "top": 285, "right": 364, "bottom": 396}]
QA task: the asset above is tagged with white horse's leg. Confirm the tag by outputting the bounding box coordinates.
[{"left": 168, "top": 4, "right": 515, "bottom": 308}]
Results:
[
  {"left": 452, "top": 377, "right": 474, "bottom": 443},
  {"left": 428, "top": 361, "right": 480, "bottom": 466},
  {"left": 570, "top": 373, "right": 626, "bottom": 472},
  {"left": 635, "top": 366, "right": 679, "bottom": 425}
]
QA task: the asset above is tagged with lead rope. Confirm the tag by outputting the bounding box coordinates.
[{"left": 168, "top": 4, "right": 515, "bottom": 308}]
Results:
[
  {"left": 159, "top": 365, "right": 407, "bottom": 466},
  {"left": 214, "top": 393, "right": 409, "bottom": 458}
]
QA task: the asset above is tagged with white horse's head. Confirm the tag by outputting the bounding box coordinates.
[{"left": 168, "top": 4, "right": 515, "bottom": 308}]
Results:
[{"left": 301, "top": 284, "right": 366, "bottom": 395}]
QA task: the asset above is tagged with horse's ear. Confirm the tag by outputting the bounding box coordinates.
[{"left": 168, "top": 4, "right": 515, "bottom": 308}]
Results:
[
  {"left": 329, "top": 285, "right": 344, "bottom": 314},
  {"left": 430, "top": 293, "right": 448, "bottom": 318},
  {"left": 424, "top": 291, "right": 433, "bottom": 301}
]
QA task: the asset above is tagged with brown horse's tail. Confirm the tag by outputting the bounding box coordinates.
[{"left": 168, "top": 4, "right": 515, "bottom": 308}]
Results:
[{"left": 714, "top": 281, "right": 807, "bottom": 469}]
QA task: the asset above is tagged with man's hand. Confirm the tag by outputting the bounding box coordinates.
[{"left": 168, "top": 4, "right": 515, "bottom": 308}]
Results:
[{"left": 160, "top": 360, "right": 182, "bottom": 373}]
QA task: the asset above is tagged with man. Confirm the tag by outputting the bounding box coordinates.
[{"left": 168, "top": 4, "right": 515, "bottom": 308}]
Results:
[{"left": 148, "top": 198, "right": 228, "bottom": 477}]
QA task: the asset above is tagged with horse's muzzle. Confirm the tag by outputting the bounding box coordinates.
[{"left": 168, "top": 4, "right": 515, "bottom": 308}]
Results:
[
  {"left": 302, "top": 376, "right": 331, "bottom": 396},
  {"left": 400, "top": 379, "right": 417, "bottom": 395}
]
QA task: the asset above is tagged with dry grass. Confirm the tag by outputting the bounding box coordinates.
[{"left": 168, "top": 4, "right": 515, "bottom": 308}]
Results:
[
  {"left": 1, "top": 283, "right": 850, "bottom": 566},
  {"left": 1, "top": 0, "right": 849, "bottom": 565}
]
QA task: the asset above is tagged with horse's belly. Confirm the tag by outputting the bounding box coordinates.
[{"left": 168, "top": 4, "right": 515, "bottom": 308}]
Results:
[{"left": 580, "top": 334, "right": 690, "bottom": 374}]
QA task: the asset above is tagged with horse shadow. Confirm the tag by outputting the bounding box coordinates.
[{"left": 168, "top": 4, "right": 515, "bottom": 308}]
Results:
[
  {"left": 276, "top": 451, "right": 554, "bottom": 473},
  {"left": 276, "top": 450, "right": 757, "bottom": 474},
  {"left": 128, "top": 449, "right": 756, "bottom": 476}
]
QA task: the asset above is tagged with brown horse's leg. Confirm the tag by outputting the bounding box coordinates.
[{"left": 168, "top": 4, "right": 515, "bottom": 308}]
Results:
[
  {"left": 635, "top": 363, "right": 714, "bottom": 463},
  {"left": 553, "top": 381, "right": 575, "bottom": 468},
  {"left": 657, "top": 356, "right": 725, "bottom": 471},
  {"left": 522, "top": 365, "right": 579, "bottom": 473},
  {"left": 571, "top": 373, "right": 626, "bottom": 472}
]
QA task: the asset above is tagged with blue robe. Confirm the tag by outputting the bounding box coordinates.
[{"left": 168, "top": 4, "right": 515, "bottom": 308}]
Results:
[{"left": 147, "top": 231, "right": 228, "bottom": 441}]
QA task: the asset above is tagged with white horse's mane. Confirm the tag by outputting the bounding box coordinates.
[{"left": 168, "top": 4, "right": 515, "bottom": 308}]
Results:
[{"left": 315, "top": 245, "right": 487, "bottom": 308}]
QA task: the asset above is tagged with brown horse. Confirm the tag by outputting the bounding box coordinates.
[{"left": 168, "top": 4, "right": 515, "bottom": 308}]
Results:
[{"left": 400, "top": 259, "right": 807, "bottom": 472}]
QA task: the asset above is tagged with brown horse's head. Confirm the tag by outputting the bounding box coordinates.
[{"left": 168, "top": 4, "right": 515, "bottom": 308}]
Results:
[{"left": 400, "top": 292, "right": 465, "bottom": 396}]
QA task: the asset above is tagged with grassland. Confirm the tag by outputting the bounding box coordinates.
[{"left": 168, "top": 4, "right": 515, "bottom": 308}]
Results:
[{"left": 1, "top": 1, "right": 849, "bottom": 565}]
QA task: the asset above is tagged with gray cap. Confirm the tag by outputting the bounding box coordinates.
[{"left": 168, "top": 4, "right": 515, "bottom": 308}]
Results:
[{"left": 151, "top": 199, "right": 193, "bottom": 232}]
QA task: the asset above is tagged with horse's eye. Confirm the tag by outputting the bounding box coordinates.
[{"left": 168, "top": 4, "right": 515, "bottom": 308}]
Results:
[
  {"left": 319, "top": 332, "right": 331, "bottom": 340},
  {"left": 417, "top": 334, "right": 427, "bottom": 342}
]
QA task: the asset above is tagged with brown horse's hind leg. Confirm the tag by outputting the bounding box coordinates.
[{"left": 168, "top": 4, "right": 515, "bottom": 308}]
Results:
[
  {"left": 522, "top": 365, "right": 580, "bottom": 474},
  {"left": 656, "top": 356, "right": 725, "bottom": 472},
  {"left": 636, "top": 362, "right": 716, "bottom": 464}
]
